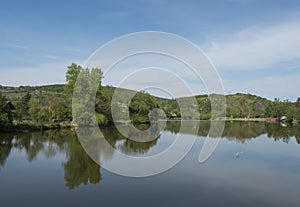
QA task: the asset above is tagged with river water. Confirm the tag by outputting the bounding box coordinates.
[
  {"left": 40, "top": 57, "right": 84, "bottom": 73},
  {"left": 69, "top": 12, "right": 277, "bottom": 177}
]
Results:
[{"left": 0, "top": 121, "right": 299, "bottom": 206}]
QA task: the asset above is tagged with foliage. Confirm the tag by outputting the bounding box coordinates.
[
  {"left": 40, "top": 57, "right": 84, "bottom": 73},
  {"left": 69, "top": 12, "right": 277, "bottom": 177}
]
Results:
[
  {"left": 1, "top": 63, "right": 300, "bottom": 132},
  {"left": 0, "top": 92, "right": 13, "bottom": 129},
  {"left": 15, "top": 92, "right": 31, "bottom": 121},
  {"left": 225, "top": 93, "right": 269, "bottom": 118},
  {"left": 65, "top": 63, "right": 83, "bottom": 94},
  {"left": 70, "top": 64, "right": 103, "bottom": 125},
  {"left": 95, "top": 113, "right": 108, "bottom": 125},
  {"left": 129, "top": 91, "right": 159, "bottom": 123},
  {"left": 29, "top": 98, "right": 51, "bottom": 123},
  {"left": 0, "top": 113, "right": 11, "bottom": 131}
]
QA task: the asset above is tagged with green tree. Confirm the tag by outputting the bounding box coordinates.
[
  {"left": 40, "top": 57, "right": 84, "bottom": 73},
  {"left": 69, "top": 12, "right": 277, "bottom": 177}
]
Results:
[
  {"left": 65, "top": 63, "right": 82, "bottom": 94},
  {"left": 15, "top": 92, "right": 31, "bottom": 121},
  {"left": 29, "top": 98, "right": 51, "bottom": 123},
  {"left": 0, "top": 92, "right": 5, "bottom": 103},
  {"left": 70, "top": 66, "right": 103, "bottom": 125},
  {"left": 53, "top": 96, "right": 71, "bottom": 121},
  {"left": 286, "top": 105, "right": 298, "bottom": 121},
  {"left": 0, "top": 93, "right": 13, "bottom": 128},
  {"left": 29, "top": 99, "right": 40, "bottom": 122},
  {"left": 129, "top": 91, "right": 159, "bottom": 123}
]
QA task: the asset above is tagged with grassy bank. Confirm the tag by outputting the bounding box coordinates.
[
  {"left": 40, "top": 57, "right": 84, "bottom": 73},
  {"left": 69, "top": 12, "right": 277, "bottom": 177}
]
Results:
[
  {"left": 0, "top": 122, "right": 74, "bottom": 133},
  {"left": 225, "top": 117, "right": 266, "bottom": 122}
]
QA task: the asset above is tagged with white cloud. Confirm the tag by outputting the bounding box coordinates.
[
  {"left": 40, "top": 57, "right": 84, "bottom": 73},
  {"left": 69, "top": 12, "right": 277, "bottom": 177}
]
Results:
[
  {"left": 7, "top": 42, "right": 29, "bottom": 50},
  {"left": 44, "top": 55, "right": 60, "bottom": 60},
  {"left": 206, "top": 21, "right": 300, "bottom": 70},
  {"left": 222, "top": 73, "right": 300, "bottom": 101},
  {"left": 100, "top": 11, "right": 132, "bottom": 20},
  {"left": 225, "top": 0, "right": 254, "bottom": 3},
  {"left": 0, "top": 61, "right": 82, "bottom": 86},
  {"left": 101, "top": 53, "right": 211, "bottom": 97}
]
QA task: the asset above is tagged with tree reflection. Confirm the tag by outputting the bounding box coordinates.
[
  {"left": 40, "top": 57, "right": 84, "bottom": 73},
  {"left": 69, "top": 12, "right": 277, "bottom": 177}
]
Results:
[
  {"left": 0, "top": 134, "right": 13, "bottom": 170},
  {"left": 0, "top": 130, "right": 101, "bottom": 190},
  {"left": 221, "top": 121, "right": 266, "bottom": 143},
  {"left": 1, "top": 121, "right": 300, "bottom": 189},
  {"left": 266, "top": 123, "right": 300, "bottom": 144},
  {"left": 63, "top": 136, "right": 101, "bottom": 190},
  {"left": 101, "top": 124, "right": 160, "bottom": 155},
  {"left": 164, "top": 120, "right": 300, "bottom": 144}
]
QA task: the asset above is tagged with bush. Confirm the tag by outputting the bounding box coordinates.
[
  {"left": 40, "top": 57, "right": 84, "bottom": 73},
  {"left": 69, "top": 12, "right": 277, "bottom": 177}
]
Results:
[
  {"left": 96, "top": 113, "right": 108, "bottom": 125},
  {"left": 0, "top": 113, "right": 12, "bottom": 131},
  {"left": 131, "top": 114, "right": 150, "bottom": 124}
]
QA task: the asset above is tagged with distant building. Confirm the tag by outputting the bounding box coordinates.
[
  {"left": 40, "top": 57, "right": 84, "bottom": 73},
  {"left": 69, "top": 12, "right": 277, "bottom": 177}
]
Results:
[
  {"left": 1, "top": 101, "right": 16, "bottom": 111},
  {"left": 280, "top": 116, "right": 287, "bottom": 122}
]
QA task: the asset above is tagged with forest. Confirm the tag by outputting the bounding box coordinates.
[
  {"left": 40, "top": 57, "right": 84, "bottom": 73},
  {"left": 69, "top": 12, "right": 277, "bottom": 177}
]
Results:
[{"left": 1, "top": 63, "right": 300, "bottom": 131}]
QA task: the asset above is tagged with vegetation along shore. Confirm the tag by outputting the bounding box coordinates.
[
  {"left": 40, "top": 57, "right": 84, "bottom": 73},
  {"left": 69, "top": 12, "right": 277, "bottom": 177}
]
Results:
[{"left": 1, "top": 63, "right": 299, "bottom": 132}]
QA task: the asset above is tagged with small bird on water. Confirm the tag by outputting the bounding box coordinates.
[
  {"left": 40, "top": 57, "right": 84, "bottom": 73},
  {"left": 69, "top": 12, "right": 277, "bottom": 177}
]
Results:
[{"left": 235, "top": 151, "right": 244, "bottom": 158}]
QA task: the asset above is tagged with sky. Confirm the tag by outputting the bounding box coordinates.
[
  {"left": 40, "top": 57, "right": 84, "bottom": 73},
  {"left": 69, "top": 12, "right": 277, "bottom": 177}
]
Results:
[{"left": 1, "top": 0, "right": 300, "bottom": 101}]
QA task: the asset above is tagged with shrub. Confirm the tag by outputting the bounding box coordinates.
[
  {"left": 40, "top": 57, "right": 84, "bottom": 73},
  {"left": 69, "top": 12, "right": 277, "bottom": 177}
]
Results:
[{"left": 96, "top": 113, "right": 108, "bottom": 125}]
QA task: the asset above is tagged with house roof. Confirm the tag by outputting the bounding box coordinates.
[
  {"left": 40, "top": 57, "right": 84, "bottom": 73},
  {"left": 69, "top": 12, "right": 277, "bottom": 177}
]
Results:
[{"left": 0, "top": 101, "right": 16, "bottom": 110}]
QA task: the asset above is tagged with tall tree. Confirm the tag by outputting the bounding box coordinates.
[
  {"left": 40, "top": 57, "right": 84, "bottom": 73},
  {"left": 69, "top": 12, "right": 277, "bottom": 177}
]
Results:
[
  {"left": 0, "top": 92, "right": 7, "bottom": 105},
  {"left": 0, "top": 92, "right": 13, "bottom": 128},
  {"left": 66, "top": 64, "right": 103, "bottom": 125},
  {"left": 65, "top": 63, "right": 82, "bottom": 94},
  {"left": 15, "top": 92, "right": 31, "bottom": 121}
]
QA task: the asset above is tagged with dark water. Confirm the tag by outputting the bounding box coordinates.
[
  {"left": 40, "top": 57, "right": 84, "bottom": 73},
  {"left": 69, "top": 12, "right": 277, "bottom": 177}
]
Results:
[{"left": 0, "top": 121, "right": 300, "bottom": 207}]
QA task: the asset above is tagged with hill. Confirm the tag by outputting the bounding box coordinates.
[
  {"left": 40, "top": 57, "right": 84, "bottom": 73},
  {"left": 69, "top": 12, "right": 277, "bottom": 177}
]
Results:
[{"left": 1, "top": 84, "right": 299, "bottom": 124}]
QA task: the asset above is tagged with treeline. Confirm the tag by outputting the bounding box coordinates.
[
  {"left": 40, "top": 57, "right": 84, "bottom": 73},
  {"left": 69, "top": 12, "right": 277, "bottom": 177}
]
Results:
[
  {"left": 0, "top": 63, "right": 162, "bottom": 129},
  {"left": 1, "top": 63, "right": 300, "bottom": 131}
]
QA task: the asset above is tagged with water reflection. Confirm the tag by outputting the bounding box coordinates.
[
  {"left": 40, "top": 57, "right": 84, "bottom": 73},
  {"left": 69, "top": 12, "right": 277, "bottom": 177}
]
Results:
[
  {"left": 99, "top": 123, "right": 162, "bottom": 155},
  {"left": 103, "top": 127, "right": 159, "bottom": 155},
  {"left": 165, "top": 121, "right": 300, "bottom": 143},
  {"left": 0, "top": 130, "right": 101, "bottom": 189},
  {"left": 0, "top": 121, "right": 299, "bottom": 190},
  {"left": 63, "top": 136, "right": 101, "bottom": 189},
  {"left": 0, "top": 134, "right": 12, "bottom": 168}
]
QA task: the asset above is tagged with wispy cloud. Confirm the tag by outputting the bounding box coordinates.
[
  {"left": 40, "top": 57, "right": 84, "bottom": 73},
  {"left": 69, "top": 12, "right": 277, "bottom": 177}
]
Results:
[
  {"left": 0, "top": 61, "right": 83, "bottom": 86},
  {"left": 7, "top": 42, "right": 29, "bottom": 50},
  {"left": 100, "top": 11, "right": 132, "bottom": 20},
  {"left": 44, "top": 55, "right": 60, "bottom": 60},
  {"left": 206, "top": 20, "right": 300, "bottom": 70},
  {"left": 222, "top": 73, "right": 300, "bottom": 101},
  {"left": 225, "top": 0, "right": 254, "bottom": 3}
]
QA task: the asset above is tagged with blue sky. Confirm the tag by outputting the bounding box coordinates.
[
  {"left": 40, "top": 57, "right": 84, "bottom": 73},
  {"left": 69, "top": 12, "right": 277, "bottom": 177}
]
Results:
[{"left": 1, "top": 0, "right": 300, "bottom": 101}]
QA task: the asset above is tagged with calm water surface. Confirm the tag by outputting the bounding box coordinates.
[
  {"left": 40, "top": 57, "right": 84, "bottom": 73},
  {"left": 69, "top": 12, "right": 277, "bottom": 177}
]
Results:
[{"left": 0, "top": 121, "right": 300, "bottom": 207}]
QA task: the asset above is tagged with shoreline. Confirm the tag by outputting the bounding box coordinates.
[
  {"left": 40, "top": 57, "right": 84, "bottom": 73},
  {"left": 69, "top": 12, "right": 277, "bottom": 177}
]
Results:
[
  {"left": 224, "top": 117, "right": 267, "bottom": 122},
  {"left": 1, "top": 118, "right": 298, "bottom": 133},
  {"left": 0, "top": 122, "right": 74, "bottom": 133}
]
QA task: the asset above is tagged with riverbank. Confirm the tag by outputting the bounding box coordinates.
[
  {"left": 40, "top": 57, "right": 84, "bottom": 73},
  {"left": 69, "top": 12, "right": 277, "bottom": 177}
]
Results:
[
  {"left": 1, "top": 118, "right": 299, "bottom": 133},
  {"left": 0, "top": 122, "right": 74, "bottom": 133},
  {"left": 225, "top": 117, "right": 267, "bottom": 122}
]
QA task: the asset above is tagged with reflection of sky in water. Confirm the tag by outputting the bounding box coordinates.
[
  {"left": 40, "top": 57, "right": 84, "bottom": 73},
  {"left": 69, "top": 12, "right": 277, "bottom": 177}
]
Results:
[
  {"left": 181, "top": 134, "right": 300, "bottom": 206},
  {"left": 0, "top": 125, "right": 299, "bottom": 207}
]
